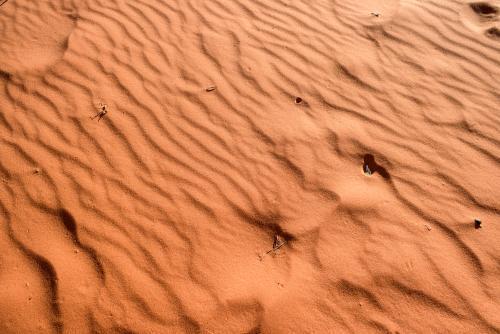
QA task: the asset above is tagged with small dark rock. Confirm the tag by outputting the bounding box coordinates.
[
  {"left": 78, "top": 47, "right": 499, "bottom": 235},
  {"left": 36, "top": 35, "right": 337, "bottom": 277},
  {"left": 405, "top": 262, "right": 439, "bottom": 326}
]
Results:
[
  {"left": 295, "top": 97, "right": 303, "bottom": 104},
  {"left": 474, "top": 219, "right": 482, "bottom": 229}
]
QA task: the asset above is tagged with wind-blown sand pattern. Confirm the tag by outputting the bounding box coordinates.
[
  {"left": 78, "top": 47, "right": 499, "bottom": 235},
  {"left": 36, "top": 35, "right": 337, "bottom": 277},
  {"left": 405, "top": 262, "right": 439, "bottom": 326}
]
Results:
[{"left": 0, "top": 0, "right": 499, "bottom": 333}]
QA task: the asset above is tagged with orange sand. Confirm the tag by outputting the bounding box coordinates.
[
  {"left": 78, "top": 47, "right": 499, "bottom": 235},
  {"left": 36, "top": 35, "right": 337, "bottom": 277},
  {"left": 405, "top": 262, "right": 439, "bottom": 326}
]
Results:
[{"left": 0, "top": 0, "right": 499, "bottom": 333}]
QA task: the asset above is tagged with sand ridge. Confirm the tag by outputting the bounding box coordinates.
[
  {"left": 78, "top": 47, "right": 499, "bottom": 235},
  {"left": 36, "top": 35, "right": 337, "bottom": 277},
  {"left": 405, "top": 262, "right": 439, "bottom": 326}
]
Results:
[{"left": 0, "top": 0, "right": 499, "bottom": 333}]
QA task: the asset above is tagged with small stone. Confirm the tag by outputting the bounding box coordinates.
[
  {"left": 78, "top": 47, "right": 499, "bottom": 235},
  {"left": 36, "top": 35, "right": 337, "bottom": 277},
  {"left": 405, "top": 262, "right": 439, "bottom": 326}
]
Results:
[
  {"left": 474, "top": 219, "right": 482, "bottom": 229},
  {"left": 294, "top": 97, "right": 303, "bottom": 104},
  {"left": 34, "top": 168, "right": 40, "bottom": 174},
  {"left": 425, "top": 224, "right": 432, "bottom": 231},
  {"left": 371, "top": 12, "right": 380, "bottom": 17},
  {"left": 206, "top": 86, "right": 216, "bottom": 92},
  {"left": 364, "top": 165, "right": 372, "bottom": 176}
]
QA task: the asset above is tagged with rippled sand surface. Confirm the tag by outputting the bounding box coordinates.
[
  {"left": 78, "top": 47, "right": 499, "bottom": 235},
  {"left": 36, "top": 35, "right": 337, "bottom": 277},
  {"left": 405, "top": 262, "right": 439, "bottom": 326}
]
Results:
[{"left": 0, "top": 0, "right": 499, "bottom": 333}]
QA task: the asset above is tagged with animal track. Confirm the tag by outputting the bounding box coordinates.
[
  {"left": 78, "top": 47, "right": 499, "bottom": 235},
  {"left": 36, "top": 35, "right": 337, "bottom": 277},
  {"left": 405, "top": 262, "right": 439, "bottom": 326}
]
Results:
[
  {"left": 485, "top": 26, "right": 500, "bottom": 39},
  {"left": 469, "top": 2, "right": 499, "bottom": 19},
  {"left": 461, "top": 2, "right": 500, "bottom": 39}
]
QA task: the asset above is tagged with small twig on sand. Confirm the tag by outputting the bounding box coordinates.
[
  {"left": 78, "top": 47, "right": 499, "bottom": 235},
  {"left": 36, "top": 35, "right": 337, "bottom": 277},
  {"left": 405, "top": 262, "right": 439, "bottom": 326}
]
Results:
[
  {"left": 91, "top": 103, "right": 108, "bottom": 122},
  {"left": 258, "top": 235, "right": 287, "bottom": 261},
  {"left": 266, "top": 242, "right": 285, "bottom": 254},
  {"left": 266, "top": 234, "right": 286, "bottom": 254}
]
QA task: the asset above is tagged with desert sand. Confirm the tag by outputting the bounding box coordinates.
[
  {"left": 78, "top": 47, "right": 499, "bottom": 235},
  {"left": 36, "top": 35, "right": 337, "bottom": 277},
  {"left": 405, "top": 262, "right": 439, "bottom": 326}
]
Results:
[{"left": 0, "top": 0, "right": 499, "bottom": 333}]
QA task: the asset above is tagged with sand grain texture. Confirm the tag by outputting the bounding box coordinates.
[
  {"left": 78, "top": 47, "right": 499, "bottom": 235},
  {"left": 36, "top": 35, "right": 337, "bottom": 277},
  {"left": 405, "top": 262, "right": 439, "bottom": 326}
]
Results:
[{"left": 0, "top": 0, "right": 499, "bottom": 333}]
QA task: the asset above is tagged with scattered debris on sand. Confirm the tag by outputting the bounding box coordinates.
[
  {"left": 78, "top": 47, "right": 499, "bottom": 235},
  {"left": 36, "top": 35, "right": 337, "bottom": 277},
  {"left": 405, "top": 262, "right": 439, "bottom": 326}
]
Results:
[{"left": 91, "top": 103, "right": 108, "bottom": 122}]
